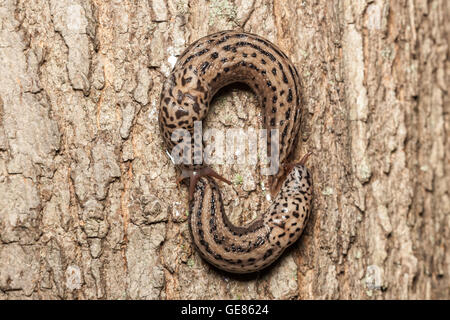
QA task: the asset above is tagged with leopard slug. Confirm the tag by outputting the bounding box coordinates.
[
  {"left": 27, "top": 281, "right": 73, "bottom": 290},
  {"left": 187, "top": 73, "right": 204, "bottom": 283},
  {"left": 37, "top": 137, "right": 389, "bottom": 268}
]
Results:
[{"left": 158, "top": 30, "right": 312, "bottom": 273}]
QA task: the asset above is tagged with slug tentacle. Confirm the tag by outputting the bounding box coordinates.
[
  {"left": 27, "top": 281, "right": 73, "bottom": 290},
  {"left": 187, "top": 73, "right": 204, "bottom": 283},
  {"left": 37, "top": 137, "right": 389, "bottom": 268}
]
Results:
[{"left": 177, "top": 166, "right": 232, "bottom": 201}]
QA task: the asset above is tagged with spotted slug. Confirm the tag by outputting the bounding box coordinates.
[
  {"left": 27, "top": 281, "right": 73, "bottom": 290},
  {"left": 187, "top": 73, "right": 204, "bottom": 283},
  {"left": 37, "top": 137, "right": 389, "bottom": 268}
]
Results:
[{"left": 158, "top": 30, "right": 312, "bottom": 273}]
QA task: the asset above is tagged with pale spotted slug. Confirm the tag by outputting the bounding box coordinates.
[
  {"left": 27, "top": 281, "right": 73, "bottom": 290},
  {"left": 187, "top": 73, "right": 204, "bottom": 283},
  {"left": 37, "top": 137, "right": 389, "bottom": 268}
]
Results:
[{"left": 159, "top": 30, "right": 312, "bottom": 273}]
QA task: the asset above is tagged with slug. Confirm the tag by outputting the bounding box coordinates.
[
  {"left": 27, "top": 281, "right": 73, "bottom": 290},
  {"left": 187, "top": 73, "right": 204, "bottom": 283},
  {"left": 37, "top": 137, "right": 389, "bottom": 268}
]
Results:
[{"left": 158, "top": 30, "right": 312, "bottom": 273}]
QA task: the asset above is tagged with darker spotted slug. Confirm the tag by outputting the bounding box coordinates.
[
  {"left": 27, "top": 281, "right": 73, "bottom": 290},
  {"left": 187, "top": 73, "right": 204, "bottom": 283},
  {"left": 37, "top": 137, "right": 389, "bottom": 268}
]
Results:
[{"left": 158, "top": 30, "right": 312, "bottom": 273}]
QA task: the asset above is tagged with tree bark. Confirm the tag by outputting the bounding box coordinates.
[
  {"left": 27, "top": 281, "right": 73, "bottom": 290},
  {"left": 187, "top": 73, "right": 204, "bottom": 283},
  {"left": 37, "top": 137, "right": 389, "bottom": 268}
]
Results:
[{"left": 0, "top": 0, "right": 448, "bottom": 299}]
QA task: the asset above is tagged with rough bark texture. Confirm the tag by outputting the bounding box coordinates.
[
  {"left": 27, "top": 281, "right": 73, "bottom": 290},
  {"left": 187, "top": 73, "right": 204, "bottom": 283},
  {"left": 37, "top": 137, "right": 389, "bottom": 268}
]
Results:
[{"left": 0, "top": 0, "right": 448, "bottom": 300}]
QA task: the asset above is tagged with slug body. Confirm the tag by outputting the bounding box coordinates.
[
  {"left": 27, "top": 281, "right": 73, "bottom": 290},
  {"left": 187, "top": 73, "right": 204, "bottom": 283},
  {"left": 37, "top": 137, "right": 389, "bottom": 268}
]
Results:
[
  {"left": 158, "top": 31, "right": 312, "bottom": 273},
  {"left": 190, "top": 165, "right": 312, "bottom": 273}
]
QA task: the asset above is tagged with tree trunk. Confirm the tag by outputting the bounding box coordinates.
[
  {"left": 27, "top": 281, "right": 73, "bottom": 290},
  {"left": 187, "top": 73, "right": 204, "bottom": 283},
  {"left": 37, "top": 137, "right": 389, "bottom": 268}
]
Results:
[{"left": 0, "top": 0, "right": 448, "bottom": 300}]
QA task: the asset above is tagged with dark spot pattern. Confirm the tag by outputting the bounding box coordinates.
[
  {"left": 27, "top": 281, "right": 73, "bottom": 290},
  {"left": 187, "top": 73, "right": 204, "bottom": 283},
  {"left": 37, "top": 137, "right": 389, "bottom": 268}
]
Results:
[{"left": 159, "top": 31, "right": 308, "bottom": 274}]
